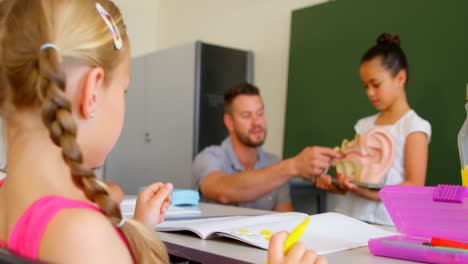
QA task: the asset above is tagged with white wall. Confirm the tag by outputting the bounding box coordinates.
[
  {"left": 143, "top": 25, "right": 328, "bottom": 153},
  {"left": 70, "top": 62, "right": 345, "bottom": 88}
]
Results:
[
  {"left": 154, "top": 0, "right": 329, "bottom": 157},
  {"left": 113, "top": 0, "right": 161, "bottom": 57}
]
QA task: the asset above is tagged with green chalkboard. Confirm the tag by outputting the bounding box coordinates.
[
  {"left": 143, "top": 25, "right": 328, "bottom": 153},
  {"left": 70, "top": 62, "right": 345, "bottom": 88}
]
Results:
[{"left": 284, "top": 0, "right": 468, "bottom": 185}]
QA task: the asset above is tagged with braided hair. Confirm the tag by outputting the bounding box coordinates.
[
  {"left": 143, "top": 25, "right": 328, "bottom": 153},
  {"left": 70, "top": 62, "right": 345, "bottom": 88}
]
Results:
[{"left": 0, "top": 0, "right": 168, "bottom": 263}]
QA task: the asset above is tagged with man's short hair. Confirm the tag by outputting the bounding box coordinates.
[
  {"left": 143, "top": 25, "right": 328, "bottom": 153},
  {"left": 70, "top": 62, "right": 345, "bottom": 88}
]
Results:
[{"left": 224, "top": 82, "right": 260, "bottom": 114}]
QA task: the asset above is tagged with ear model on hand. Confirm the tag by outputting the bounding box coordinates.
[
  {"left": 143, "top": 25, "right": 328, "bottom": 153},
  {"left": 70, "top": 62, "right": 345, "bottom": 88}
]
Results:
[{"left": 333, "top": 127, "right": 395, "bottom": 185}]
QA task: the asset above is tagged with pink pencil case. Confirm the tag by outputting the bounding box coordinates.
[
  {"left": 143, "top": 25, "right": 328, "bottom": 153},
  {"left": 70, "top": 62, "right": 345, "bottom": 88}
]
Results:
[{"left": 368, "top": 185, "right": 468, "bottom": 264}]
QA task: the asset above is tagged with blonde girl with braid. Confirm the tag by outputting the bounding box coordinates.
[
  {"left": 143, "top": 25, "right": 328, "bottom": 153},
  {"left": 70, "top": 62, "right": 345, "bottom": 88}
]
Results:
[
  {"left": 0, "top": 0, "right": 172, "bottom": 263},
  {"left": 0, "top": 0, "right": 327, "bottom": 263}
]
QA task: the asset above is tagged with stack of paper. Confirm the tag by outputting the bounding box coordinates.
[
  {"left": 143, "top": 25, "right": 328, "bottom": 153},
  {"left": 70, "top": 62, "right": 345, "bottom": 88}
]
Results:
[{"left": 120, "top": 196, "right": 201, "bottom": 218}]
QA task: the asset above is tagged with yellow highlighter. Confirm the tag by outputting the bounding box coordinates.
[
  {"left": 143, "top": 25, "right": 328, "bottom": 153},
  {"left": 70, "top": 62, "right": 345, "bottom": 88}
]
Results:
[{"left": 283, "top": 217, "right": 310, "bottom": 254}]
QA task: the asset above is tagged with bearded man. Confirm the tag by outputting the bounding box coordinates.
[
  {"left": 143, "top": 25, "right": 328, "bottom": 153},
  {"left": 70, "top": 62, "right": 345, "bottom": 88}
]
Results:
[{"left": 192, "top": 83, "right": 339, "bottom": 211}]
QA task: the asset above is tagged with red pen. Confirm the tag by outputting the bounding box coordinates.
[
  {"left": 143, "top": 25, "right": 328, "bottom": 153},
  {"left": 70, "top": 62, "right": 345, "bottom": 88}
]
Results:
[{"left": 430, "top": 237, "right": 468, "bottom": 250}]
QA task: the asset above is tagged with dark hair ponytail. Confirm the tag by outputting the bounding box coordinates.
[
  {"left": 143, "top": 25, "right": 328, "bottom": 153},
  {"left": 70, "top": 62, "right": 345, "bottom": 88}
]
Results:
[{"left": 361, "top": 33, "right": 409, "bottom": 83}]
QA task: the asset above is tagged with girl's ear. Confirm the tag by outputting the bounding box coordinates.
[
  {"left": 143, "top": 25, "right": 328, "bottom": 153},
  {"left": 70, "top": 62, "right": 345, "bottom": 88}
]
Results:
[
  {"left": 395, "top": 69, "right": 407, "bottom": 87},
  {"left": 79, "top": 67, "right": 105, "bottom": 119}
]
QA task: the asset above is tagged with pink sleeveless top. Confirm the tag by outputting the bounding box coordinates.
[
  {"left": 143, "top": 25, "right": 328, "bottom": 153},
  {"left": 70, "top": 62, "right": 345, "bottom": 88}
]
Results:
[{"left": 0, "top": 178, "right": 131, "bottom": 260}]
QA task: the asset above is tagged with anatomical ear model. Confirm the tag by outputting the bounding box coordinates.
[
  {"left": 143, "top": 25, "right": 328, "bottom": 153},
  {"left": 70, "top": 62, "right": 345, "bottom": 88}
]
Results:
[{"left": 333, "top": 127, "right": 395, "bottom": 186}]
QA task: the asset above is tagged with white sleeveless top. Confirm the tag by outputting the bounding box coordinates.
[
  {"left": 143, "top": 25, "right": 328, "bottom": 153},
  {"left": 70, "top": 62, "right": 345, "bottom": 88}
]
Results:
[{"left": 335, "top": 110, "right": 431, "bottom": 225}]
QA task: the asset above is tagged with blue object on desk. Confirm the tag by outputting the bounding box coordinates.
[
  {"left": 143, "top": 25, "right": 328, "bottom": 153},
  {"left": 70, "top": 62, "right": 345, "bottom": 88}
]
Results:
[{"left": 170, "top": 189, "right": 200, "bottom": 206}]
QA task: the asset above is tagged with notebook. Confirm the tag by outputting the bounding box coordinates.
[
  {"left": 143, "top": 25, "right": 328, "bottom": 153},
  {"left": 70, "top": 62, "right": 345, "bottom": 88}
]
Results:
[
  {"left": 120, "top": 196, "right": 201, "bottom": 218},
  {"left": 156, "top": 211, "right": 396, "bottom": 254}
]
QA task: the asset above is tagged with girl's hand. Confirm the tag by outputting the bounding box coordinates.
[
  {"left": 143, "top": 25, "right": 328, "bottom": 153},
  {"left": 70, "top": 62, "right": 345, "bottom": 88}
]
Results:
[
  {"left": 337, "top": 176, "right": 381, "bottom": 200},
  {"left": 314, "top": 174, "right": 346, "bottom": 194},
  {"left": 336, "top": 175, "right": 359, "bottom": 192},
  {"left": 268, "top": 231, "right": 328, "bottom": 264},
  {"left": 133, "top": 182, "right": 173, "bottom": 228}
]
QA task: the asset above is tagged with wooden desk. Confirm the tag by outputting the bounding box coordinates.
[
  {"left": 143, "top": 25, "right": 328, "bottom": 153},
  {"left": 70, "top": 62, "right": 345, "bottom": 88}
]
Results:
[{"left": 157, "top": 203, "right": 418, "bottom": 264}]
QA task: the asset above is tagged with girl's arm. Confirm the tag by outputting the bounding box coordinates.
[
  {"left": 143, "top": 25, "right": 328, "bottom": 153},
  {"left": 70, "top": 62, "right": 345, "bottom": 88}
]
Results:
[
  {"left": 39, "top": 209, "right": 133, "bottom": 263},
  {"left": 400, "top": 132, "right": 429, "bottom": 186}
]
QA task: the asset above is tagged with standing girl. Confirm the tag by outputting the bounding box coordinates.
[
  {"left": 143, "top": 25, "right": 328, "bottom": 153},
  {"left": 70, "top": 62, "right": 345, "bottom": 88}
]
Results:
[{"left": 316, "top": 33, "right": 431, "bottom": 226}]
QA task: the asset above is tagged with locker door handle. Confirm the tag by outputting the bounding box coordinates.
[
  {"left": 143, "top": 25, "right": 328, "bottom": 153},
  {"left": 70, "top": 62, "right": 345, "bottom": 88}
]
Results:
[{"left": 144, "top": 132, "right": 152, "bottom": 143}]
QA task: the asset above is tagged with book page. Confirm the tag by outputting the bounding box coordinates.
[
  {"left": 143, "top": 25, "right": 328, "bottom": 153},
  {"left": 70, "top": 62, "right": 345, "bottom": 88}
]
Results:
[
  {"left": 156, "top": 215, "right": 247, "bottom": 238},
  {"left": 217, "top": 212, "right": 396, "bottom": 254},
  {"left": 157, "top": 212, "right": 307, "bottom": 240},
  {"left": 120, "top": 197, "right": 137, "bottom": 217},
  {"left": 216, "top": 212, "right": 308, "bottom": 249},
  {"left": 300, "top": 212, "right": 396, "bottom": 254}
]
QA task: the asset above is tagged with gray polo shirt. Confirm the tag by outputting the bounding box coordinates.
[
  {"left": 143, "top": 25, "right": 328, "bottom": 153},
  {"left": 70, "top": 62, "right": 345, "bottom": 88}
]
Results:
[{"left": 192, "top": 137, "right": 291, "bottom": 211}]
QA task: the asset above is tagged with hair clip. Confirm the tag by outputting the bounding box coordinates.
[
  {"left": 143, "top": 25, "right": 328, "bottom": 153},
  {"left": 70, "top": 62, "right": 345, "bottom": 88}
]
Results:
[
  {"left": 39, "top": 43, "right": 60, "bottom": 52},
  {"left": 116, "top": 218, "right": 126, "bottom": 228},
  {"left": 95, "top": 3, "right": 123, "bottom": 50}
]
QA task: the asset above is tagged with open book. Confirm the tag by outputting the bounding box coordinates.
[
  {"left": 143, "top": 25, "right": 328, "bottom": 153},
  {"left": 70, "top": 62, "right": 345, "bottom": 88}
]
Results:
[{"left": 156, "top": 212, "right": 396, "bottom": 254}]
